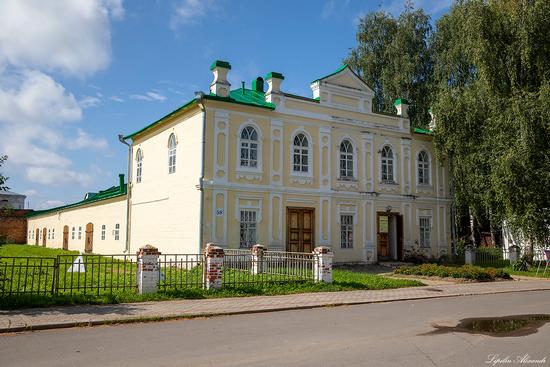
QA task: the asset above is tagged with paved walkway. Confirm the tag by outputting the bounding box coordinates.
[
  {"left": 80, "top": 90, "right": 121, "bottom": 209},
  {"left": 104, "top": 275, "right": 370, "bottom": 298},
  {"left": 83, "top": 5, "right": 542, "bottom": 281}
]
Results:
[{"left": 2, "top": 278, "right": 550, "bottom": 333}]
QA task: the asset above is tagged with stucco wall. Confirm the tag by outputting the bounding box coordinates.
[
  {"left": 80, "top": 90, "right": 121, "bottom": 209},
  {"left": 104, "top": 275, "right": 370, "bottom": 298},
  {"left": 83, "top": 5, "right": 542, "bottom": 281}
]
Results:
[{"left": 27, "top": 197, "right": 126, "bottom": 254}]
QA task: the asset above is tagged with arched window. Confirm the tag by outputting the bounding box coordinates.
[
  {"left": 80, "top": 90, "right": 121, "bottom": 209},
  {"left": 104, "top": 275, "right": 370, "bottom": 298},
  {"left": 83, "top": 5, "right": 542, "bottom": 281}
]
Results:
[
  {"left": 339, "top": 139, "right": 354, "bottom": 180},
  {"left": 240, "top": 126, "right": 258, "bottom": 168},
  {"left": 168, "top": 133, "right": 177, "bottom": 174},
  {"left": 418, "top": 150, "right": 430, "bottom": 185},
  {"left": 136, "top": 149, "right": 143, "bottom": 183},
  {"left": 293, "top": 133, "right": 309, "bottom": 173},
  {"left": 381, "top": 145, "right": 394, "bottom": 182}
]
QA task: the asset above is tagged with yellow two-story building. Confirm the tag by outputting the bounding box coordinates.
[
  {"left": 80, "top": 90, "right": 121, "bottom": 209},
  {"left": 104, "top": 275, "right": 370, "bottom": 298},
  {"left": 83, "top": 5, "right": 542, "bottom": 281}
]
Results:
[{"left": 27, "top": 60, "right": 451, "bottom": 263}]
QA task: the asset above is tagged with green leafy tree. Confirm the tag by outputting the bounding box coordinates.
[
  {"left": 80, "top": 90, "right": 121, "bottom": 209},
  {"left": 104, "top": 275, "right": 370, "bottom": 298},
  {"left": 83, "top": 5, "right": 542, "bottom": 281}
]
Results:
[
  {"left": 0, "top": 155, "right": 8, "bottom": 191},
  {"left": 432, "top": 0, "right": 550, "bottom": 247},
  {"left": 346, "top": 4, "right": 434, "bottom": 127}
]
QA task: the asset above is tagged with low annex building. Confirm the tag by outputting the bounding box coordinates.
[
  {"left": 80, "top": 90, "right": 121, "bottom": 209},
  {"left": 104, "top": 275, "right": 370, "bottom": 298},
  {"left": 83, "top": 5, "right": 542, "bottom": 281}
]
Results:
[{"left": 27, "top": 61, "right": 451, "bottom": 263}]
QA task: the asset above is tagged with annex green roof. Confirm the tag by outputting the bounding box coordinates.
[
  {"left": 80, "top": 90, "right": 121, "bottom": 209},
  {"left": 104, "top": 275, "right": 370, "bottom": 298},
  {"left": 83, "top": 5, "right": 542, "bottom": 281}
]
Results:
[
  {"left": 27, "top": 183, "right": 127, "bottom": 218},
  {"left": 265, "top": 72, "right": 284, "bottom": 80},
  {"left": 394, "top": 98, "right": 410, "bottom": 105}
]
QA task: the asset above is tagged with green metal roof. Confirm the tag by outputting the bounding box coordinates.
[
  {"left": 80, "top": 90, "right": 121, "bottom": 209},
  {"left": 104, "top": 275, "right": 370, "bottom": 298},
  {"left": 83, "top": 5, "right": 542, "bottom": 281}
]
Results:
[
  {"left": 27, "top": 183, "right": 127, "bottom": 218},
  {"left": 394, "top": 98, "right": 410, "bottom": 105},
  {"left": 214, "top": 87, "right": 276, "bottom": 110},
  {"left": 413, "top": 127, "right": 434, "bottom": 135},
  {"left": 311, "top": 64, "right": 348, "bottom": 84}
]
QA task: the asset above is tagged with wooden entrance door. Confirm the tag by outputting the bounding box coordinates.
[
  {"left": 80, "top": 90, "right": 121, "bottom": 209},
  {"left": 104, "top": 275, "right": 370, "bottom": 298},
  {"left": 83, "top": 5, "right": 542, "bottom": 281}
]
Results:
[
  {"left": 286, "top": 208, "right": 314, "bottom": 253},
  {"left": 35, "top": 229, "right": 39, "bottom": 245},
  {"left": 85, "top": 223, "right": 93, "bottom": 253},
  {"left": 377, "top": 213, "right": 390, "bottom": 257},
  {"left": 42, "top": 227, "right": 47, "bottom": 247},
  {"left": 63, "top": 225, "right": 69, "bottom": 250}
]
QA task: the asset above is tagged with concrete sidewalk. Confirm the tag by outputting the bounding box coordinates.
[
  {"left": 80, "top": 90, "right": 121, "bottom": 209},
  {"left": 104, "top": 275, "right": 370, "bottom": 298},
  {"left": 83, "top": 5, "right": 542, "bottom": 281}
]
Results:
[{"left": 2, "top": 278, "right": 550, "bottom": 333}]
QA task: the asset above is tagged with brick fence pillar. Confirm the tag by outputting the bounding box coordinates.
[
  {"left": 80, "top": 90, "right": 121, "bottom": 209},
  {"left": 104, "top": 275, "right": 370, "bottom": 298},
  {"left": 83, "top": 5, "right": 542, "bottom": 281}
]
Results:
[
  {"left": 251, "top": 244, "right": 264, "bottom": 275},
  {"left": 313, "top": 246, "right": 333, "bottom": 283},
  {"left": 465, "top": 245, "right": 476, "bottom": 265},
  {"left": 203, "top": 243, "right": 224, "bottom": 290},
  {"left": 137, "top": 245, "right": 161, "bottom": 294}
]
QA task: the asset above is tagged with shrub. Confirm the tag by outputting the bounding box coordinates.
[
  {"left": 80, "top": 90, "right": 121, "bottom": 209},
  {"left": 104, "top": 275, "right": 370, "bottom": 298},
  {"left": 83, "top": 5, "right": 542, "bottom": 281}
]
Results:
[
  {"left": 394, "top": 263, "right": 510, "bottom": 281},
  {"left": 512, "top": 258, "right": 529, "bottom": 271}
]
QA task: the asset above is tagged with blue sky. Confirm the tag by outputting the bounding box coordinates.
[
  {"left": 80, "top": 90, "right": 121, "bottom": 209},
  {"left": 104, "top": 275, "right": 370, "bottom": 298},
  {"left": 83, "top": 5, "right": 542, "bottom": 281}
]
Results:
[{"left": 0, "top": 0, "right": 451, "bottom": 210}]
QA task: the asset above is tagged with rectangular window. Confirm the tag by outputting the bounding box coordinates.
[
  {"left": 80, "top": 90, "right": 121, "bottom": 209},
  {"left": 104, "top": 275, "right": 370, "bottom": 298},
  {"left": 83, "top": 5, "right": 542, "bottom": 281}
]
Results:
[
  {"left": 47, "top": 229, "right": 50, "bottom": 240},
  {"left": 239, "top": 210, "right": 257, "bottom": 248},
  {"left": 168, "top": 149, "right": 176, "bottom": 174},
  {"left": 78, "top": 226, "right": 82, "bottom": 240},
  {"left": 419, "top": 216, "right": 431, "bottom": 247},
  {"left": 340, "top": 214, "right": 354, "bottom": 248},
  {"left": 136, "top": 161, "right": 142, "bottom": 183},
  {"left": 114, "top": 223, "right": 120, "bottom": 241},
  {"left": 72, "top": 227, "right": 75, "bottom": 240},
  {"left": 52, "top": 229, "right": 55, "bottom": 240},
  {"left": 101, "top": 225, "right": 106, "bottom": 240}
]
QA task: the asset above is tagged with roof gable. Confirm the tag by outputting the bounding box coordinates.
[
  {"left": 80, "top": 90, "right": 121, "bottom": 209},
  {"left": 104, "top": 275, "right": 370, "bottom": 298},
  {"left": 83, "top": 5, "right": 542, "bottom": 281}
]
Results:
[{"left": 312, "top": 65, "right": 374, "bottom": 95}]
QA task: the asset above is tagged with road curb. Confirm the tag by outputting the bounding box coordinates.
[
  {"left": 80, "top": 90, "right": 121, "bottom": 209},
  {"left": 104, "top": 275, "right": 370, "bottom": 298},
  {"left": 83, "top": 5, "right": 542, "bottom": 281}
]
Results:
[{"left": 2, "top": 286, "right": 550, "bottom": 334}]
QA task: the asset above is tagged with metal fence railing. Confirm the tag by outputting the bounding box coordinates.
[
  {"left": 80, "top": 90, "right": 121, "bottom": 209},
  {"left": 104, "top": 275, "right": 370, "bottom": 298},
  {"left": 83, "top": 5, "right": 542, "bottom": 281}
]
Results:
[
  {"left": 157, "top": 254, "right": 205, "bottom": 290},
  {"left": 0, "top": 248, "right": 317, "bottom": 296},
  {"left": 222, "top": 249, "right": 315, "bottom": 286}
]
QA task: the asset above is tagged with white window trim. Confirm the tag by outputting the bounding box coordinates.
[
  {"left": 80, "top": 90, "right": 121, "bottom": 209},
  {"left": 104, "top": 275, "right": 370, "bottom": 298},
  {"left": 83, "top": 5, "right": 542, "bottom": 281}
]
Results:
[
  {"left": 419, "top": 216, "right": 432, "bottom": 248},
  {"left": 236, "top": 121, "right": 263, "bottom": 174},
  {"left": 379, "top": 143, "right": 398, "bottom": 184},
  {"left": 336, "top": 136, "right": 358, "bottom": 181},
  {"left": 239, "top": 209, "right": 258, "bottom": 248},
  {"left": 168, "top": 133, "right": 177, "bottom": 174},
  {"left": 416, "top": 149, "right": 432, "bottom": 187},
  {"left": 136, "top": 148, "right": 143, "bottom": 183},
  {"left": 234, "top": 196, "right": 263, "bottom": 223},
  {"left": 289, "top": 129, "right": 313, "bottom": 178}
]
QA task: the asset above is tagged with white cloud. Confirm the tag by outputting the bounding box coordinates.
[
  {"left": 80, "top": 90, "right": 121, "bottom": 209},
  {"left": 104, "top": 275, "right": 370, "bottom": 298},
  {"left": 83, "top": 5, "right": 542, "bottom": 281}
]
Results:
[
  {"left": 130, "top": 91, "right": 166, "bottom": 102},
  {"left": 0, "top": 1, "right": 122, "bottom": 190},
  {"left": 79, "top": 95, "right": 102, "bottom": 108},
  {"left": 321, "top": 0, "right": 351, "bottom": 19},
  {"left": 0, "top": 0, "right": 124, "bottom": 77},
  {"left": 25, "top": 167, "right": 92, "bottom": 187},
  {"left": 67, "top": 129, "right": 109, "bottom": 151},
  {"left": 170, "top": 0, "right": 215, "bottom": 29},
  {"left": 109, "top": 95, "right": 124, "bottom": 102}
]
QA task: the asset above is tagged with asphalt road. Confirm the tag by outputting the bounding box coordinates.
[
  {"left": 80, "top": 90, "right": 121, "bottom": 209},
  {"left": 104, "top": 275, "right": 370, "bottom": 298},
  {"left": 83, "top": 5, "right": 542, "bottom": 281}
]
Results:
[{"left": 1, "top": 291, "right": 550, "bottom": 367}]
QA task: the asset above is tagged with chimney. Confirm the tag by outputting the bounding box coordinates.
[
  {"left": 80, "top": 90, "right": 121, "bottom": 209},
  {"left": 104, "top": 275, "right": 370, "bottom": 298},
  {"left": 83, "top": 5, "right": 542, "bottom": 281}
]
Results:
[
  {"left": 394, "top": 98, "right": 409, "bottom": 118},
  {"left": 265, "top": 72, "right": 284, "bottom": 103},
  {"left": 119, "top": 173, "right": 125, "bottom": 193},
  {"left": 209, "top": 60, "right": 231, "bottom": 98}
]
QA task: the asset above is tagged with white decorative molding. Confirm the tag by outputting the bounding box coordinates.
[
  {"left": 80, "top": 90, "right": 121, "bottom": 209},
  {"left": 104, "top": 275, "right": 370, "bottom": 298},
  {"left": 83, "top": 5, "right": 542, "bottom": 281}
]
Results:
[
  {"left": 234, "top": 196, "right": 263, "bottom": 223},
  {"left": 235, "top": 119, "right": 263, "bottom": 175},
  {"left": 268, "top": 193, "right": 283, "bottom": 250},
  {"left": 319, "top": 197, "right": 331, "bottom": 245},
  {"left": 319, "top": 127, "right": 331, "bottom": 192},
  {"left": 401, "top": 138, "right": 411, "bottom": 195},
  {"left": 235, "top": 172, "right": 263, "bottom": 181},
  {"left": 211, "top": 189, "right": 227, "bottom": 246},
  {"left": 213, "top": 109, "right": 229, "bottom": 184},
  {"left": 289, "top": 175, "right": 314, "bottom": 185},
  {"left": 270, "top": 119, "right": 283, "bottom": 186},
  {"left": 378, "top": 183, "right": 399, "bottom": 194},
  {"left": 336, "top": 180, "right": 359, "bottom": 190}
]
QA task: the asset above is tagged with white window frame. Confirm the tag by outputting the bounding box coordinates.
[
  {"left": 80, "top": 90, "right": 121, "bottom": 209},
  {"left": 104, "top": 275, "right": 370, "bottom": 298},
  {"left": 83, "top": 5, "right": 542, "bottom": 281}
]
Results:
[
  {"left": 239, "top": 210, "right": 257, "bottom": 249},
  {"left": 78, "top": 226, "right": 82, "bottom": 240},
  {"left": 290, "top": 131, "right": 313, "bottom": 177},
  {"left": 101, "top": 225, "right": 106, "bottom": 240},
  {"left": 419, "top": 216, "right": 431, "bottom": 248},
  {"left": 380, "top": 145, "right": 396, "bottom": 183},
  {"left": 417, "top": 150, "right": 431, "bottom": 186},
  {"left": 237, "top": 123, "right": 262, "bottom": 172},
  {"left": 338, "top": 138, "right": 357, "bottom": 181},
  {"left": 168, "top": 133, "right": 177, "bottom": 174},
  {"left": 340, "top": 214, "right": 354, "bottom": 248},
  {"left": 71, "top": 227, "right": 75, "bottom": 240},
  {"left": 136, "top": 148, "right": 143, "bottom": 183},
  {"left": 114, "top": 223, "right": 120, "bottom": 241},
  {"left": 52, "top": 228, "right": 55, "bottom": 240}
]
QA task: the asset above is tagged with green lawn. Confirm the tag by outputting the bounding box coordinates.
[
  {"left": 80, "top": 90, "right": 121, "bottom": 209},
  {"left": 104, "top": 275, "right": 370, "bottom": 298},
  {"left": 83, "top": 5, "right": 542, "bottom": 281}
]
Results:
[
  {"left": 0, "top": 244, "right": 423, "bottom": 309},
  {"left": 504, "top": 267, "right": 550, "bottom": 279}
]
